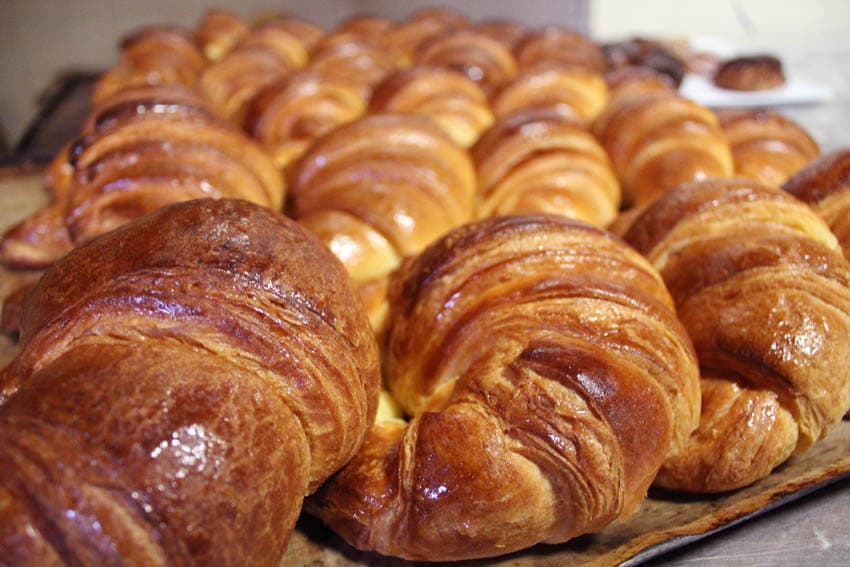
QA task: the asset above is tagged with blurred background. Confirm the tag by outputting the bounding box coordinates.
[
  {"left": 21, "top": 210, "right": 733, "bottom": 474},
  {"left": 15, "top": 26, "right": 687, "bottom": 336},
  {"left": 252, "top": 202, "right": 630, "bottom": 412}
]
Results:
[{"left": 1, "top": 0, "right": 849, "bottom": 159}]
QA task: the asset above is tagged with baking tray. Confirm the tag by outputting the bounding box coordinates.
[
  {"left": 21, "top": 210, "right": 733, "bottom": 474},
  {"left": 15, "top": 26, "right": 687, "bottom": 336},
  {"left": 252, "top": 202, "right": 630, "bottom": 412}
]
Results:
[{"left": 0, "top": 168, "right": 848, "bottom": 565}]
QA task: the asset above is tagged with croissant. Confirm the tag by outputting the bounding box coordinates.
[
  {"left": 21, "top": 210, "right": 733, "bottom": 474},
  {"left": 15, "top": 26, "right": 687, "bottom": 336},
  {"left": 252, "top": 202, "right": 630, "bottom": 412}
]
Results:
[
  {"left": 369, "top": 66, "right": 494, "bottom": 147},
  {"left": 491, "top": 63, "right": 609, "bottom": 125},
  {"left": 336, "top": 14, "right": 394, "bottom": 38},
  {"left": 0, "top": 199, "right": 380, "bottom": 564},
  {"left": 308, "top": 35, "right": 405, "bottom": 99},
  {"left": 246, "top": 71, "right": 367, "bottom": 170},
  {"left": 0, "top": 85, "right": 283, "bottom": 269},
  {"left": 308, "top": 214, "right": 700, "bottom": 560},
  {"left": 414, "top": 29, "right": 518, "bottom": 95},
  {"left": 381, "top": 7, "right": 469, "bottom": 62},
  {"left": 783, "top": 149, "right": 850, "bottom": 259},
  {"left": 195, "top": 9, "right": 249, "bottom": 61},
  {"left": 265, "top": 17, "right": 325, "bottom": 52},
  {"left": 474, "top": 19, "right": 528, "bottom": 51},
  {"left": 472, "top": 110, "right": 621, "bottom": 226},
  {"left": 620, "top": 178, "right": 850, "bottom": 492},
  {"left": 93, "top": 26, "right": 206, "bottom": 105},
  {"left": 593, "top": 91, "right": 733, "bottom": 206},
  {"left": 289, "top": 113, "right": 476, "bottom": 330},
  {"left": 605, "top": 66, "right": 676, "bottom": 106},
  {"left": 514, "top": 27, "right": 607, "bottom": 74},
  {"left": 199, "top": 22, "right": 309, "bottom": 123},
  {"left": 717, "top": 109, "right": 820, "bottom": 186}
]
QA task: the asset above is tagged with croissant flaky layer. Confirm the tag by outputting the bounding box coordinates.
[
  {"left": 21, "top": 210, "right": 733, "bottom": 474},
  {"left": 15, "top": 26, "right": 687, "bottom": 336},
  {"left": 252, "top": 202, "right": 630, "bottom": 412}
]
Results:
[
  {"left": 0, "top": 199, "right": 380, "bottom": 565},
  {"left": 622, "top": 178, "right": 850, "bottom": 492},
  {"left": 308, "top": 215, "right": 700, "bottom": 561}
]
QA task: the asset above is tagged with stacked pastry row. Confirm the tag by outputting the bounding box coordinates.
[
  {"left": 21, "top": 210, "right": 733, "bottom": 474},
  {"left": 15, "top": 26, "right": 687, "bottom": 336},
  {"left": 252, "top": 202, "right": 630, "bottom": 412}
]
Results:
[{"left": 2, "top": 6, "right": 850, "bottom": 566}]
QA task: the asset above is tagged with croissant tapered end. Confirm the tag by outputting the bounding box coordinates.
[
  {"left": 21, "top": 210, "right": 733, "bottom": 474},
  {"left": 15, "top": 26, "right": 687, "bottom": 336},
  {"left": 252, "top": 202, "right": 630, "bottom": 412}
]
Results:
[
  {"left": 0, "top": 206, "right": 72, "bottom": 270},
  {"left": 622, "top": 178, "right": 850, "bottom": 493},
  {"left": 1, "top": 199, "right": 380, "bottom": 565},
  {"left": 309, "top": 215, "right": 700, "bottom": 561}
]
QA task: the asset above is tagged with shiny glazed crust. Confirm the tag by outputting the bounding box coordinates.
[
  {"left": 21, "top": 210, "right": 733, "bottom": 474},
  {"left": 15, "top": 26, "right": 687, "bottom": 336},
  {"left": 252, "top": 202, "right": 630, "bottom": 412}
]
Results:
[
  {"left": 713, "top": 55, "right": 785, "bottom": 91},
  {"left": 472, "top": 110, "right": 621, "bottom": 225},
  {"left": 622, "top": 178, "right": 850, "bottom": 492},
  {"left": 307, "top": 215, "right": 700, "bottom": 561},
  {"left": 0, "top": 199, "right": 380, "bottom": 564},
  {"left": 593, "top": 91, "right": 733, "bottom": 206},
  {"left": 717, "top": 109, "right": 819, "bottom": 186},
  {"left": 0, "top": 86, "right": 284, "bottom": 269}
]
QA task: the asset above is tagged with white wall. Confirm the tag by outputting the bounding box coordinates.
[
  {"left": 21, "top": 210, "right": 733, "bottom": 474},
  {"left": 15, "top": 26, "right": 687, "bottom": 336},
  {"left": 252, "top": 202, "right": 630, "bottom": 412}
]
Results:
[{"left": 592, "top": 0, "right": 850, "bottom": 43}]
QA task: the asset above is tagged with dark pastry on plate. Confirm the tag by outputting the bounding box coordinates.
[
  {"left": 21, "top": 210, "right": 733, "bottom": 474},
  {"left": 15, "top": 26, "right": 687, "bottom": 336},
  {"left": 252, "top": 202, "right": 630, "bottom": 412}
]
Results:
[{"left": 713, "top": 55, "right": 786, "bottom": 91}]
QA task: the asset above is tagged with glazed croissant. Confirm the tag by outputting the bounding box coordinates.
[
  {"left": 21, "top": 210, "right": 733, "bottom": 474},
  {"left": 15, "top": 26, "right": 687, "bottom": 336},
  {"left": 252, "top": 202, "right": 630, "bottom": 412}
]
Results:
[
  {"left": 593, "top": 90, "right": 733, "bottom": 206},
  {"left": 514, "top": 27, "right": 608, "bottom": 74},
  {"left": 0, "top": 199, "right": 380, "bottom": 564},
  {"left": 199, "top": 20, "right": 309, "bottom": 123},
  {"left": 289, "top": 113, "right": 476, "bottom": 330},
  {"left": 0, "top": 85, "right": 283, "bottom": 269},
  {"left": 246, "top": 70, "right": 367, "bottom": 170},
  {"left": 93, "top": 26, "right": 206, "bottom": 105},
  {"left": 474, "top": 19, "right": 528, "bottom": 51},
  {"left": 381, "top": 7, "right": 469, "bottom": 63},
  {"left": 620, "top": 178, "right": 850, "bottom": 492},
  {"left": 472, "top": 110, "right": 621, "bottom": 226},
  {"left": 717, "top": 109, "right": 820, "bottom": 186},
  {"left": 414, "top": 29, "right": 518, "bottom": 95},
  {"left": 783, "top": 149, "right": 850, "bottom": 259},
  {"left": 308, "top": 214, "right": 700, "bottom": 561},
  {"left": 307, "top": 34, "right": 405, "bottom": 100},
  {"left": 195, "top": 9, "right": 249, "bottom": 61},
  {"left": 491, "top": 63, "right": 610, "bottom": 125},
  {"left": 369, "top": 66, "right": 494, "bottom": 147}
]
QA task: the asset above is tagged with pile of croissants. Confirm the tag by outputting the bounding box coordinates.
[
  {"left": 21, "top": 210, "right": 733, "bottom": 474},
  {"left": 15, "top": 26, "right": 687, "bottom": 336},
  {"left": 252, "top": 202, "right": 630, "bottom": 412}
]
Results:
[{"left": 1, "top": 7, "right": 849, "bottom": 565}]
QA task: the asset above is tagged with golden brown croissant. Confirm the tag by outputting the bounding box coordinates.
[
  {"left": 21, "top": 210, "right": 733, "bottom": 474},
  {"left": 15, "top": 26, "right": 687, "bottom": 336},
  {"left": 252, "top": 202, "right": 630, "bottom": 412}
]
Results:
[
  {"left": 93, "top": 26, "right": 207, "bottom": 105},
  {"left": 381, "top": 7, "right": 469, "bottom": 63},
  {"left": 336, "top": 14, "right": 395, "bottom": 38},
  {"left": 621, "top": 178, "right": 850, "bottom": 492},
  {"left": 246, "top": 71, "right": 367, "bottom": 170},
  {"left": 0, "top": 85, "right": 283, "bottom": 269},
  {"left": 0, "top": 198, "right": 380, "bottom": 564},
  {"left": 369, "top": 66, "right": 494, "bottom": 147},
  {"left": 472, "top": 110, "right": 621, "bottom": 225},
  {"left": 289, "top": 113, "right": 476, "bottom": 331},
  {"left": 265, "top": 17, "right": 325, "bottom": 52},
  {"left": 308, "top": 214, "right": 700, "bottom": 560},
  {"left": 474, "top": 19, "right": 528, "bottom": 50},
  {"left": 605, "top": 66, "right": 676, "bottom": 106},
  {"left": 491, "top": 63, "right": 609, "bottom": 125},
  {"left": 195, "top": 9, "right": 250, "bottom": 61},
  {"left": 717, "top": 109, "right": 819, "bottom": 186},
  {"left": 414, "top": 29, "right": 518, "bottom": 95},
  {"left": 514, "top": 27, "right": 607, "bottom": 74},
  {"left": 593, "top": 91, "right": 733, "bottom": 206},
  {"left": 783, "top": 149, "right": 850, "bottom": 259},
  {"left": 308, "top": 35, "right": 405, "bottom": 100},
  {"left": 198, "top": 22, "right": 308, "bottom": 123}
]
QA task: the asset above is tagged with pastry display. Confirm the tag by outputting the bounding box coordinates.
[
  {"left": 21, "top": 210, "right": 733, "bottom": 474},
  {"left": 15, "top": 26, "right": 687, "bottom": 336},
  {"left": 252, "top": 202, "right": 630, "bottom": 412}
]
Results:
[
  {"left": 0, "top": 5, "right": 845, "bottom": 564},
  {"left": 0, "top": 199, "right": 380, "bottom": 564},
  {"left": 309, "top": 215, "right": 700, "bottom": 560},
  {"left": 718, "top": 108, "right": 820, "bottom": 186},
  {"left": 713, "top": 54, "right": 786, "bottom": 91}
]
